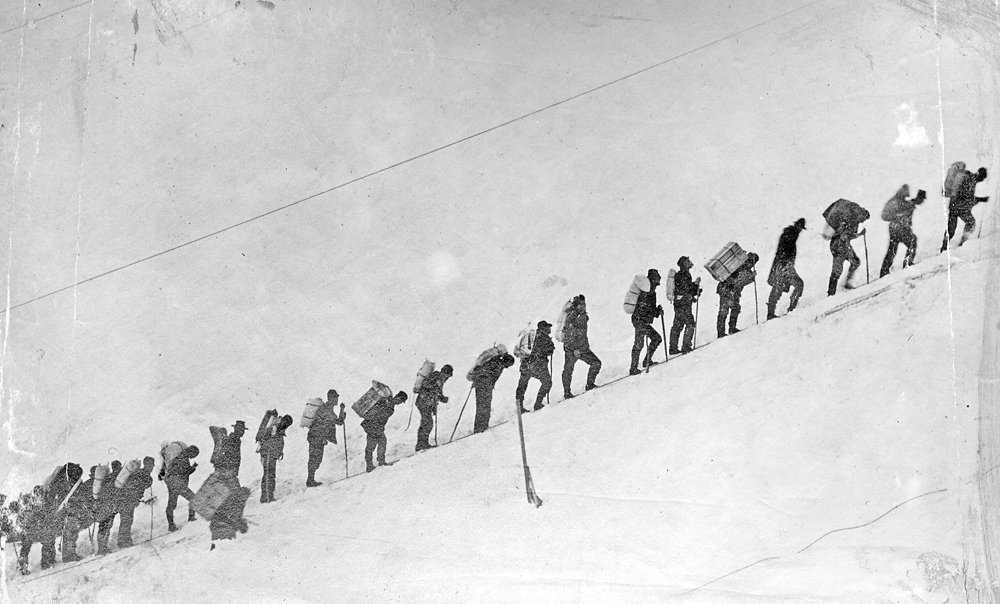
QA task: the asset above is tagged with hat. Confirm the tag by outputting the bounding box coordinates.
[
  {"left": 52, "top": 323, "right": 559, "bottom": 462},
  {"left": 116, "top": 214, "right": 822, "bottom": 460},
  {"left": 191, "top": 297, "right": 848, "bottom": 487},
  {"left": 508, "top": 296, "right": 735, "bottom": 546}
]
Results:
[
  {"left": 394, "top": 391, "right": 409, "bottom": 403},
  {"left": 677, "top": 256, "right": 691, "bottom": 268},
  {"left": 747, "top": 252, "right": 759, "bottom": 264},
  {"left": 647, "top": 269, "right": 661, "bottom": 281},
  {"left": 793, "top": 218, "right": 806, "bottom": 230},
  {"left": 186, "top": 445, "right": 200, "bottom": 458},
  {"left": 327, "top": 389, "right": 339, "bottom": 401},
  {"left": 441, "top": 364, "right": 454, "bottom": 376},
  {"left": 537, "top": 320, "right": 552, "bottom": 331},
  {"left": 233, "top": 420, "right": 247, "bottom": 431},
  {"left": 977, "top": 167, "right": 988, "bottom": 181}
]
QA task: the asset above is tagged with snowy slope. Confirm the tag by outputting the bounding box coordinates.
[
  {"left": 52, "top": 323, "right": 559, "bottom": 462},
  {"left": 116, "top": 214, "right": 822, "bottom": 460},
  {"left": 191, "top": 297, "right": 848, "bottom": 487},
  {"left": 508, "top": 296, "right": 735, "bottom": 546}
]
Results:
[
  {"left": 0, "top": 0, "right": 996, "bottom": 489},
  {"left": 5, "top": 234, "right": 990, "bottom": 603}
]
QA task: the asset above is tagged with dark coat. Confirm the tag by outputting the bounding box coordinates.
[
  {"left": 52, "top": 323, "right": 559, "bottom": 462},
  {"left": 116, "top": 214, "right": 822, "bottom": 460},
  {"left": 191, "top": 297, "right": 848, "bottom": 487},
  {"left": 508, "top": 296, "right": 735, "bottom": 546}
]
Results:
[
  {"left": 307, "top": 403, "right": 345, "bottom": 445},
  {"left": 361, "top": 397, "right": 397, "bottom": 436},
  {"left": 562, "top": 306, "right": 591, "bottom": 351},
  {"left": 118, "top": 469, "right": 153, "bottom": 511},
  {"left": 213, "top": 433, "right": 242, "bottom": 473},
  {"left": 950, "top": 170, "right": 987, "bottom": 212},
  {"left": 259, "top": 427, "right": 289, "bottom": 461},
  {"left": 416, "top": 371, "right": 449, "bottom": 411},
  {"left": 768, "top": 224, "right": 802, "bottom": 287},
  {"left": 717, "top": 262, "right": 756, "bottom": 298},
  {"left": 631, "top": 288, "right": 658, "bottom": 326},
  {"left": 521, "top": 330, "right": 555, "bottom": 374},
  {"left": 673, "top": 269, "right": 700, "bottom": 306},
  {"left": 469, "top": 354, "right": 511, "bottom": 390}
]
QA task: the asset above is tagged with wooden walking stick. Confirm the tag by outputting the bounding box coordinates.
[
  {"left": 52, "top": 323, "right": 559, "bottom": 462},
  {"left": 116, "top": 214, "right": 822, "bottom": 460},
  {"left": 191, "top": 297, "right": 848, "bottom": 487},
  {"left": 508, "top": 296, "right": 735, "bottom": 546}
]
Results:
[
  {"left": 863, "top": 230, "right": 870, "bottom": 284},
  {"left": 343, "top": 424, "right": 349, "bottom": 479},
  {"left": 753, "top": 277, "right": 759, "bottom": 325},
  {"left": 514, "top": 398, "right": 542, "bottom": 508},
  {"left": 449, "top": 386, "right": 474, "bottom": 443}
]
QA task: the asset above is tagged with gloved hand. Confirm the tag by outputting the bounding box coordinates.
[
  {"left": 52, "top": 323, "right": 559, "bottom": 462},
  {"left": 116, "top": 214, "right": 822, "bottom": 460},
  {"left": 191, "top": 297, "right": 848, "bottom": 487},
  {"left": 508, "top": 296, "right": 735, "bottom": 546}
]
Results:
[
  {"left": 441, "top": 396, "right": 449, "bottom": 404},
  {"left": 655, "top": 305, "right": 663, "bottom": 317},
  {"left": 238, "top": 519, "right": 248, "bottom": 534}
]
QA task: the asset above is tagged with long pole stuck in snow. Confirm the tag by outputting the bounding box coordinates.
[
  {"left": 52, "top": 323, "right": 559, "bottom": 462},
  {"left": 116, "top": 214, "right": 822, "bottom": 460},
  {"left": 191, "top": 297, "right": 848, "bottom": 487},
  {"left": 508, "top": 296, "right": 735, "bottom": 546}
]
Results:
[
  {"left": 753, "top": 278, "right": 759, "bottom": 325},
  {"left": 513, "top": 398, "right": 542, "bottom": 508},
  {"left": 660, "top": 313, "right": 668, "bottom": 363},
  {"left": 863, "top": 231, "right": 870, "bottom": 284}
]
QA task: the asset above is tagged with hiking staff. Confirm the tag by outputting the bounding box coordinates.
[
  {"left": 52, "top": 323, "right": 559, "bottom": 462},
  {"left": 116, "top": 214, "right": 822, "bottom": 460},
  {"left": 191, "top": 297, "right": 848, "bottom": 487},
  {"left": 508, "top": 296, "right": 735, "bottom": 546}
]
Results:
[
  {"left": 645, "top": 333, "right": 652, "bottom": 374},
  {"left": 513, "top": 397, "right": 542, "bottom": 508},
  {"left": 405, "top": 396, "right": 415, "bottom": 431},
  {"left": 693, "top": 297, "right": 700, "bottom": 349},
  {"left": 449, "top": 386, "right": 474, "bottom": 443},
  {"left": 548, "top": 356, "right": 552, "bottom": 405},
  {"left": 434, "top": 408, "right": 438, "bottom": 447},
  {"left": 753, "top": 277, "right": 759, "bottom": 325},
  {"left": 660, "top": 313, "right": 668, "bottom": 363},
  {"left": 860, "top": 230, "right": 871, "bottom": 281},
  {"left": 342, "top": 423, "right": 349, "bottom": 479}
]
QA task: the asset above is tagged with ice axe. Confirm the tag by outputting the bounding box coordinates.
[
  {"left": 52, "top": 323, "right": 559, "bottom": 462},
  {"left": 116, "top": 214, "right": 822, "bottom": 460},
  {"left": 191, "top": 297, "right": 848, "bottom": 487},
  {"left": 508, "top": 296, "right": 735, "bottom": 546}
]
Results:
[{"left": 449, "top": 386, "right": 474, "bottom": 443}]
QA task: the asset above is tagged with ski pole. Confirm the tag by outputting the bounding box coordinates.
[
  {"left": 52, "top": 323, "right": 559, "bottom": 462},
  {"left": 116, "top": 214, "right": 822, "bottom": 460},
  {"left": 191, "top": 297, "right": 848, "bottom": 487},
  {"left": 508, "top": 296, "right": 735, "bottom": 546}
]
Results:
[
  {"left": 693, "top": 297, "right": 700, "bottom": 349},
  {"left": 149, "top": 485, "right": 154, "bottom": 540},
  {"left": 863, "top": 231, "right": 870, "bottom": 284},
  {"left": 449, "top": 387, "right": 474, "bottom": 443},
  {"left": 753, "top": 278, "right": 759, "bottom": 325},
  {"left": 343, "top": 424, "right": 349, "bottom": 479},
  {"left": 434, "top": 408, "right": 438, "bottom": 447},
  {"left": 513, "top": 395, "right": 542, "bottom": 508},
  {"left": 660, "top": 313, "right": 668, "bottom": 363}
]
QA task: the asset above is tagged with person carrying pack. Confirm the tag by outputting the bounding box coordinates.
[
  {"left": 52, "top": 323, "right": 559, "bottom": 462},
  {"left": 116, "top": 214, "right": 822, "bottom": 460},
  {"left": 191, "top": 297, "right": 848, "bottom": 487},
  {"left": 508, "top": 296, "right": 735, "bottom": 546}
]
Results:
[
  {"left": 360, "top": 390, "right": 409, "bottom": 472},
  {"left": 628, "top": 270, "right": 663, "bottom": 375},
  {"left": 115, "top": 457, "right": 155, "bottom": 549},
  {"left": 880, "top": 185, "right": 926, "bottom": 277},
  {"left": 941, "top": 165, "right": 989, "bottom": 251},
  {"left": 257, "top": 411, "right": 293, "bottom": 503},
  {"left": 305, "top": 390, "right": 345, "bottom": 487},
  {"left": 766, "top": 218, "right": 806, "bottom": 319},
  {"left": 95, "top": 460, "right": 122, "bottom": 555},
  {"left": 210, "top": 421, "right": 246, "bottom": 490},
  {"left": 515, "top": 321, "right": 555, "bottom": 412},
  {"left": 716, "top": 253, "right": 759, "bottom": 338},
  {"left": 669, "top": 259, "right": 701, "bottom": 355},
  {"left": 823, "top": 199, "right": 870, "bottom": 295},
  {"left": 162, "top": 444, "right": 200, "bottom": 532},
  {"left": 415, "top": 364, "right": 453, "bottom": 452},
  {"left": 467, "top": 348, "right": 515, "bottom": 433},
  {"left": 561, "top": 295, "right": 602, "bottom": 397}
]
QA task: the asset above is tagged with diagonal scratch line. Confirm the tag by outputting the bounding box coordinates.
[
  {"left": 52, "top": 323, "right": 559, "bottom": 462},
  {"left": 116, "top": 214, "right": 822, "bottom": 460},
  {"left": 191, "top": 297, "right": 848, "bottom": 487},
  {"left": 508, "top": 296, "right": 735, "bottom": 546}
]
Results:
[
  {"left": 679, "top": 488, "right": 947, "bottom": 597},
  {"left": 0, "top": 0, "right": 94, "bottom": 37},
  {"left": 0, "top": 0, "right": 828, "bottom": 316}
]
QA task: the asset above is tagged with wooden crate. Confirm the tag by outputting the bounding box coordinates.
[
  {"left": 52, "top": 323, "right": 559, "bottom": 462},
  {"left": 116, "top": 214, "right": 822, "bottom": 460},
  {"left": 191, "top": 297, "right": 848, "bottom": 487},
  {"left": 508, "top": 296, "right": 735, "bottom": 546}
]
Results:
[{"left": 704, "top": 242, "right": 749, "bottom": 282}]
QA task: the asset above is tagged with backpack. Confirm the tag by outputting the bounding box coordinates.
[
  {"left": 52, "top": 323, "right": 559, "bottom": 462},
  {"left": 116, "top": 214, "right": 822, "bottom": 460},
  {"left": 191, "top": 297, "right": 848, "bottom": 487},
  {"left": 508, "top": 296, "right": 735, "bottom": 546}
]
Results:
[
  {"left": 943, "top": 161, "right": 967, "bottom": 197},
  {"left": 352, "top": 380, "right": 393, "bottom": 418},
  {"left": 623, "top": 275, "right": 650, "bottom": 314},
  {"left": 159, "top": 441, "right": 188, "bottom": 479},
  {"left": 300, "top": 398, "right": 323, "bottom": 428},
  {"left": 466, "top": 344, "right": 508, "bottom": 381},
  {"left": 93, "top": 464, "right": 110, "bottom": 497},
  {"left": 553, "top": 299, "right": 573, "bottom": 342},
  {"left": 115, "top": 460, "right": 141, "bottom": 489},
  {"left": 513, "top": 326, "right": 536, "bottom": 359},
  {"left": 413, "top": 360, "right": 435, "bottom": 394},
  {"left": 209, "top": 426, "right": 228, "bottom": 466},
  {"left": 663, "top": 269, "right": 676, "bottom": 303}
]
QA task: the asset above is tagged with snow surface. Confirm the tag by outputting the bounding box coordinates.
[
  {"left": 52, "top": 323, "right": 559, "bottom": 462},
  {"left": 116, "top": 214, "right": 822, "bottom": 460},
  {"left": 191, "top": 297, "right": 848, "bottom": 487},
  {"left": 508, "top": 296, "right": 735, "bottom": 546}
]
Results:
[{"left": 0, "top": 0, "right": 997, "bottom": 600}]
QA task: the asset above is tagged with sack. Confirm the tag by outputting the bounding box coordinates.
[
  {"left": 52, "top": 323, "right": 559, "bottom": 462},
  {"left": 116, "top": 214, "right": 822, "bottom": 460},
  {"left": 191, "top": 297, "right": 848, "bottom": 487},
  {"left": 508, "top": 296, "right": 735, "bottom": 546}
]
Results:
[
  {"left": 414, "top": 360, "right": 435, "bottom": 394},
  {"left": 115, "top": 460, "right": 141, "bottom": 489},
  {"left": 704, "top": 242, "right": 749, "bottom": 282},
  {"left": 513, "top": 326, "right": 536, "bottom": 359},
  {"left": 623, "top": 275, "right": 650, "bottom": 314},
  {"left": 190, "top": 471, "right": 233, "bottom": 521},
  {"left": 821, "top": 223, "right": 836, "bottom": 240},
  {"left": 93, "top": 464, "right": 110, "bottom": 497},
  {"left": 944, "top": 161, "right": 967, "bottom": 197},
  {"left": 209, "top": 426, "right": 228, "bottom": 466},
  {"left": 352, "top": 380, "right": 393, "bottom": 418},
  {"left": 663, "top": 269, "right": 676, "bottom": 303},
  {"left": 466, "top": 344, "right": 508, "bottom": 381},
  {"left": 554, "top": 299, "right": 573, "bottom": 342},
  {"left": 300, "top": 398, "right": 323, "bottom": 429}
]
